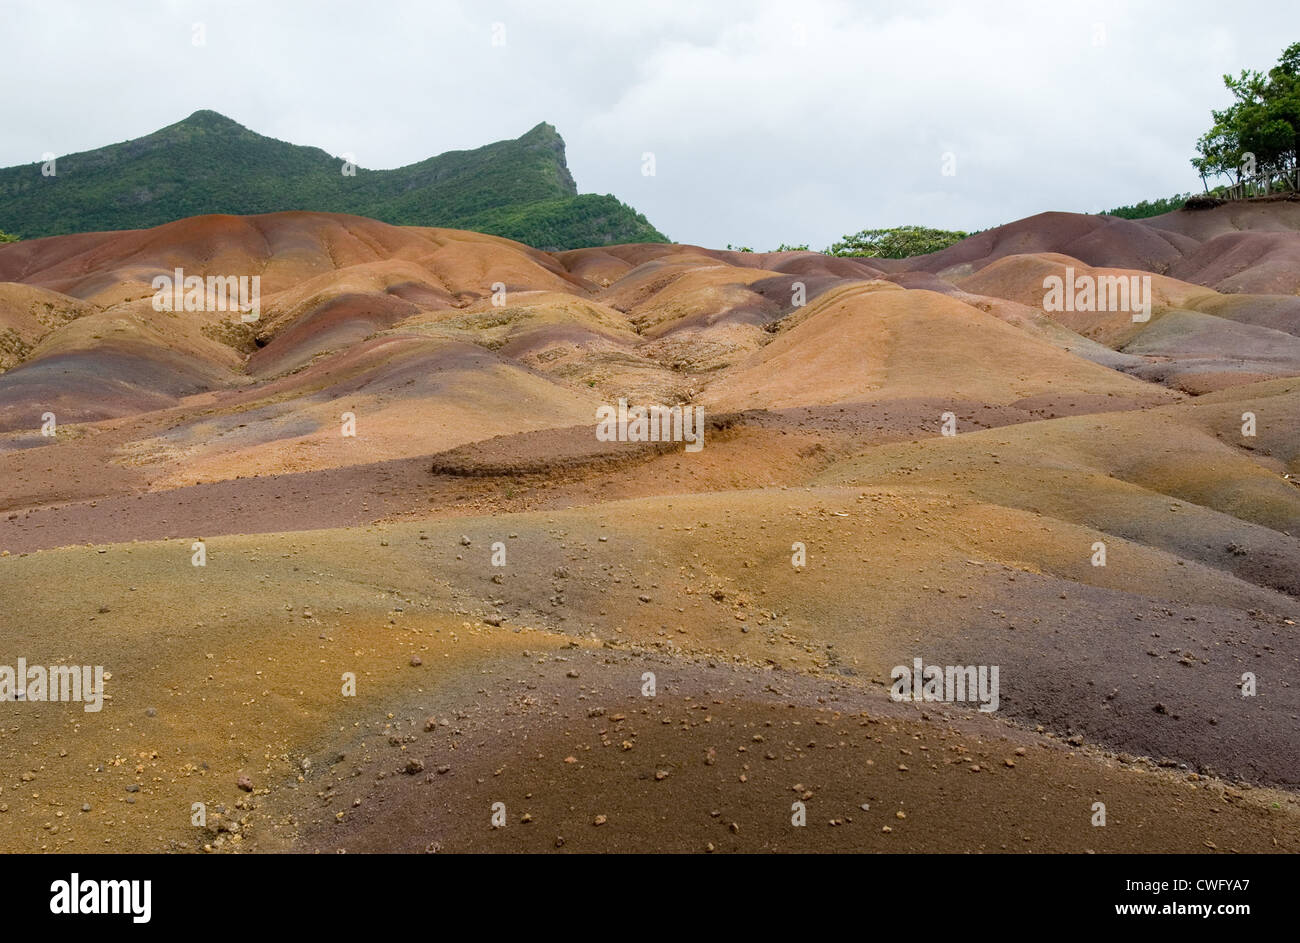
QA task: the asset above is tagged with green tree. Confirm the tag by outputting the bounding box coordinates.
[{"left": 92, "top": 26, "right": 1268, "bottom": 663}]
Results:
[
  {"left": 0, "top": 230, "right": 18, "bottom": 243},
  {"left": 826, "top": 225, "right": 967, "bottom": 259},
  {"left": 1100, "top": 193, "right": 1193, "bottom": 219},
  {"left": 1192, "top": 42, "right": 1300, "bottom": 191}
]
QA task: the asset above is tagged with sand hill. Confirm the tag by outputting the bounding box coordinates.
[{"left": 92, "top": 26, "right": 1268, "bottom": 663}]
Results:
[{"left": 1, "top": 205, "right": 1298, "bottom": 853}]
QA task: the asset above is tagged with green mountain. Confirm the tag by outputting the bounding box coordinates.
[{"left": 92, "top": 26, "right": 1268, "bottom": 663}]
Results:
[{"left": 0, "top": 110, "right": 667, "bottom": 251}]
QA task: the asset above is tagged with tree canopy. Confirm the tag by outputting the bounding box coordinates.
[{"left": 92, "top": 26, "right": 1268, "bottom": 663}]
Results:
[
  {"left": 827, "top": 225, "right": 967, "bottom": 258},
  {"left": 1192, "top": 42, "right": 1300, "bottom": 190}
]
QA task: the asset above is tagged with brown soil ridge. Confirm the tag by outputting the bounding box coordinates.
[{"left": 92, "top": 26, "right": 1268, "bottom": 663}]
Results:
[{"left": 428, "top": 413, "right": 741, "bottom": 477}]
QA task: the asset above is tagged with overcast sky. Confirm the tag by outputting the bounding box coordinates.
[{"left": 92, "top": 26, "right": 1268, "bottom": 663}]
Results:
[{"left": 5, "top": 0, "right": 1299, "bottom": 249}]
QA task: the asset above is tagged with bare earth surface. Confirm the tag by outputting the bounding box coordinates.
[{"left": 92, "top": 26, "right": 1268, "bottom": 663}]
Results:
[{"left": 1, "top": 205, "right": 1298, "bottom": 853}]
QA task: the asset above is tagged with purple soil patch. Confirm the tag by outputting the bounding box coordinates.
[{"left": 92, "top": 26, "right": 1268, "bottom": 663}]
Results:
[
  {"left": 284, "top": 642, "right": 1298, "bottom": 854},
  {"left": 914, "top": 568, "right": 1300, "bottom": 787},
  {"left": 150, "top": 406, "right": 323, "bottom": 453},
  {"left": 429, "top": 414, "right": 741, "bottom": 477},
  {"left": 1123, "top": 310, "right": 1300, "bottom": 367},
  {"left": 249, "top": 292, "right": 422, "bottom": 377},
  {"left": 884, "top": 271, "right": 962, "bottom": 293},
  {"left": 0, "top": 434, "right": 56, "bottom": 454},
  {"left": 1194, "top": 295, "right": 1300, "bottom": 338},
  {"left": 745, "top": 274, "right": 853, "bottom": 324},
  {"left": 240, "top": 334, "right": 520, "bottom": 405},
  {"left": 384, "top": 280, "right": 457, "bottom": 308},
  {"left": 0, "top": 345, "right": 229, "bottom": 432},
  {"left": 496, "top": 323, "right": 630, "bottom": 360},
  {"left": 902, "top": 212, "right": 1188, "bottom": 278},
  {"left": 0, "top": 454, "right": 438, "bottom": 553},
  {"left": 742, "top": 395, "right": 1168, "bottom": 437},
  {"left": 771, "top": 255, "right": 886, "bottom": 279},
  {"left": 1169, "top": 231, "right": 1300, "bottom": 295}
]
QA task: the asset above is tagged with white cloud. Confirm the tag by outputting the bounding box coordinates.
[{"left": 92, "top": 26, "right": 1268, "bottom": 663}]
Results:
[{"left": 2, "top": 0, "right": 1297, "bottom": 249}]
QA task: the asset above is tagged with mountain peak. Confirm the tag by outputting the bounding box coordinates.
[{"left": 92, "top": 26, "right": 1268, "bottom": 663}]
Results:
[
  {"left": 0, "top": 114, "right": 665, "bottom": 250},
  {"left": 519, "top": 121, "right": 561, "bottom": 142},
  {"left": 169, "top": 110, "right": 248, "bottom": 133}
]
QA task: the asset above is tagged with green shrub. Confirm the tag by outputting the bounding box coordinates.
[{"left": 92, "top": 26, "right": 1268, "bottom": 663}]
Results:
[{"left": 827, "top": 225, "right": 967, "bottom": 259}]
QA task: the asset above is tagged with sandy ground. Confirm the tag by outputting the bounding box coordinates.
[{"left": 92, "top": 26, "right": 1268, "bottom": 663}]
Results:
[{"left": 2, "top": 208, "right": 1299, "bottom": 853}]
